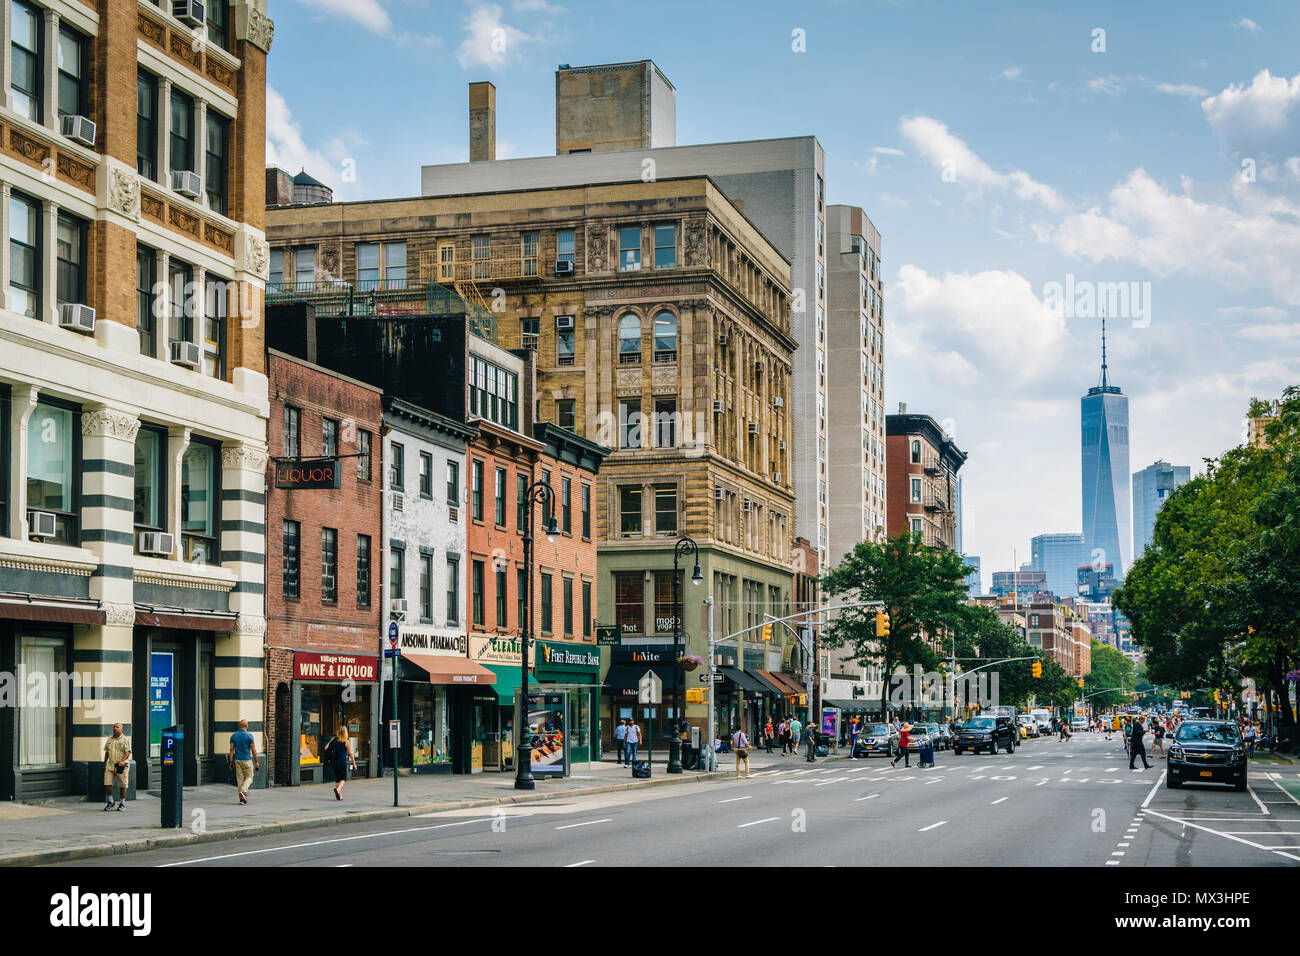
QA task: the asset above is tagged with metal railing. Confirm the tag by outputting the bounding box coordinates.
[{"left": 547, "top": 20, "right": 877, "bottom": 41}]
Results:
[{"left": 266, "top": 279, "right": 497, "bottom": 343}]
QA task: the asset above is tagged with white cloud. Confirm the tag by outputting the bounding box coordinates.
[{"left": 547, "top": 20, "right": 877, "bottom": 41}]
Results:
[
  {"left": 1046, "top": 168, "right": 1300, "bottom": 304},
  {"left": 879, "top": 193, "right": 910, "bottom": 208},
  {"left": 458, "top": 3, "right": 532, "bottom": 69},
  {"left": 293, "top": 0, "right": 392, "bottom": 34},
  {"left": 1234, "top": 16, "right": 1261, "bottom": 32},
  {"left": 899, "top": 116, "right": 1063, "bottom": 209},
  {"left": 1089, "top": 75, "right": 1125, "bottom": 96},
  {"left": 265, "top": 86, "right": 338, "bottom": 184},
  {"left": 1217, "top": 305, "right": 1289, "bottom": 320},
  {"left": 513, "top": 0, "right": 565, "bottom": 10},
  {"left": 889, "top": 265, "right": 1069, "bottom": 384},
  {"left": 1201, "top": 69, "right": 1300, "bottom": 150},
  {"left": 1001, "top": 66, "right": 1022, "bottom": 81},
  {"left": 1157, "top": 82, "right": 1209, "bottom": 98},
  {"left": 873, "top": 146, "right": 906, "bottom": 156},
  {"left": 1237, "top": 323, "right": 1300, "bottom": 341}
]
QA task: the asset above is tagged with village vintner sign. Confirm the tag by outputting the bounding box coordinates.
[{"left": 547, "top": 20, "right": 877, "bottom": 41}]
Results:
[
  {"left": 274, "top": 458, "right": 341, "bottom": 490},
  {"left": 294, "top": 651, "right": 377, "bottom": 682}
]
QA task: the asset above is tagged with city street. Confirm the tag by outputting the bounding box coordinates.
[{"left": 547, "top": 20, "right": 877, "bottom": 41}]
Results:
[{"left": 64, "top": 734, "right": 1300, "bottom": 868}]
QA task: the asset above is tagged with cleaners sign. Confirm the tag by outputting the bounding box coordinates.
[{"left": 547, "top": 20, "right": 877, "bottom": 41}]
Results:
[
  {"left": 275, "top": 458, "right": 341, "bottom": 490},
  {"left": 294, "top": 652, "right": 378, "bottom": 682}
]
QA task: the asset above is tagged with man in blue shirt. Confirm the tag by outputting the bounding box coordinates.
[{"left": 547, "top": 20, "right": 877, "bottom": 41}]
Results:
[{"left": 228, "top": 718, "right": 259, "bottom": 805}]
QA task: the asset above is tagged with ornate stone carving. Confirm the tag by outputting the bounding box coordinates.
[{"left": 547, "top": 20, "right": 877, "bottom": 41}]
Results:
[
  {"left": 169, "top": 206, "right": 201, "bottom": 238},
  {"left": 685, "top": 220, "right": 707, "bottom": 267},
  {"left": 56, "top": 153, "right": 94, "bottom": 190},
  {"left": 235, "top": 615, "right": 268, "bottom": 638},
  {"left": 169, "top": 32, "right": 199, "bottom": 68},
  {"left": 247, "top": 8, "right": 274, "bottom": 53},
  {"left": 205, "top": 222, "right": 234, "bottom": 254},
  {"left": 586, "top": 228, "right": 607, "bottom": 272},
  {"left": 320, "top": 243, "right": 340, "bottom": 280},
  {"left": 616, "top": 368, "right": 641, "bottom": 389},
  {"left": 81, "top": 408, "right": 140, "bottom": 441},
  {"left": 222, "top": 445, "right": 269, "bottom": 473},
  {"left": 107, "top": 168, "right": 141, "bottom": 221},
  {"left": 248, "top": 235, "right": 269, "bottom": 279},
  {"left": 205, "top": 57, "right": 235, "bottom": 91},
  {"left": 104, "top": 603, "right": 137, "bottom": 627},
  {"left": 141, "top": 191, "right": 165, "bottom": 222},
  {"left": 8, "top": 128, "right": 49, "bottom": 165},
  {"left": 138, "top": 11, "right": 165, "bottom": 46},
  {"left": 652, "top": 365, "right": 678, "bottom": 387}
]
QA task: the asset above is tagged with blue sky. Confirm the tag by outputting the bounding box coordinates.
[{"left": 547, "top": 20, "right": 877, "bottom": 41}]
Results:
[{"left": 267, "top": 0, "right": 1300, "bottom": 587}]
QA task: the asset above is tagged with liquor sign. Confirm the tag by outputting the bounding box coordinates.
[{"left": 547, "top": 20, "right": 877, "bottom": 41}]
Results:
[
  {"left": 274, "top": 458, "right": 341, "bottom": 490},
  {"left": 294, "top": 651, "right": 378, "bottom": 682}
]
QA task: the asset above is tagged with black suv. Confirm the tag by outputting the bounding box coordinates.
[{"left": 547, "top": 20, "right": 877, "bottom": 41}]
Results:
[
  {"left": 953, "top": 715, "right": 1018, "bottom": 755},
  {"left": 1167, "top": 720, "right": 1248, "bottom": 791}
]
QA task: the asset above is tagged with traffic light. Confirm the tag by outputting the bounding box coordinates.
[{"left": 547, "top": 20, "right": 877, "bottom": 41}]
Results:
[
  {"left": 761, "top": 623, "right": 773, "bottom": 642},
  {"left": 1032, "top": 661, "right": 1042, "bottom": 678},
  {"left": 685, "top": 688, "right": 705, "bottom": 704},
  {"left": 875, "top": 611, "right": 891, "bottom": 638},
  {"left": 1077, "top": 677, "right": 1085, "bottom": 688}
]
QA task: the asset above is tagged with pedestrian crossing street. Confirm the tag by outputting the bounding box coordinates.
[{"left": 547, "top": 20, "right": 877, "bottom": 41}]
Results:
[{"left": 747, "top": 759, "right": 1198, "bottom": 787}]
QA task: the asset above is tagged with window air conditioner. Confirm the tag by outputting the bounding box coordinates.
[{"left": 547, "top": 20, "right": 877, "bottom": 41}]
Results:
[
  {"left": 714, "top": 487, "right": 727, "bottom": 500},
  {"left": 748, "top": 422, "right": 760, "bottom": 435},
  {"left": 171, "top": 170, "right": 202, "bottom": 200},
  {"left": 138, "top": 531, "right": 175, "bottom": 556},
  {"left": 27, "top": 511, "right": 56, "bottom": 538},
  {"left": 172, "top": 0, "right": 205, "bottom": 28},
  {"left": 58, "top": 303, "right": 95, "bottom": 333},
  {"left": 554, "top": 260, "right": 575, "bottom": 277},
  {"left": 169, "top": 340, "right": 200, "bottom": 368},
  {"left": 555, "top": 315, "right": 575, "bottom": 330},
  {"left": 712, "top": 401, "right": 725, "bottom": 414},
  {"left": 60, "top": 114, "right": 96, "bottom": 148}
]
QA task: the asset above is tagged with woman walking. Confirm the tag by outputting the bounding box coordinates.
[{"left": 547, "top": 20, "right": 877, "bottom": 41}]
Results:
[
  {"left": 891, "top": 723, "right": 912, "bottom": 768},
  {"left": 763, "top": 716, "right": 775, "bottom": 753},
  {"left": 325, "top": 726, "right": 358, "bottom": 800}
]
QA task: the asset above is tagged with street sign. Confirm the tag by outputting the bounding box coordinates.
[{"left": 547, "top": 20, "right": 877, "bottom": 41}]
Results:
[
  {"left": 699, "top": 672, "right": 724, "bottom": 683},
  {"left": 596, "top": 625, "right": 620, "bottom": 647},
  {"left": 388, "top": 720, "right": 400, "bottom": 748},
  {"left": 638, "top": 669, "right": 662, "bottom": 704},
  {"left": 388, "top": 621, "right": 399, "bottom": 650},
  {"left": 384, "top": 648, "right": 401, "bottom": 658}
]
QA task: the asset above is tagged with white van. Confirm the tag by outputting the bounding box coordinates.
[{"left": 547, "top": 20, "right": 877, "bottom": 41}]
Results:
[{"left": 1030, "top": 709, "right": 1052, "bottom": 733}]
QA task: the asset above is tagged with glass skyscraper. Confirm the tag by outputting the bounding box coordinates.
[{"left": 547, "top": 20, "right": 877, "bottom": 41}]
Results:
[
  {"left": 1030, "top": 532, "right": 1085, "bottom": 598},
  {"left": 1132, "top": 460, "right": 1191, "bottom": 559},
  {"left": 1080, "top": 322, "right": 1131, "bottom": 579}
]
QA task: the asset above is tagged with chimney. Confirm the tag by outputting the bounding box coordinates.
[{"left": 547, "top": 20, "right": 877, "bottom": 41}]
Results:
[{"left": 469, "top": 81, "right": 496, "bottom": 162}]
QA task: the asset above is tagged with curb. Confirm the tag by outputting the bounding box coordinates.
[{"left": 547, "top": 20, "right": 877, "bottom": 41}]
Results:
[{"left": 3, "top": 758, "right": 845, "bottom": 867}]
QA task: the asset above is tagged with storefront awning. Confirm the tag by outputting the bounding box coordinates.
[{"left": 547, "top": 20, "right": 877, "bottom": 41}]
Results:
[
  {"left": 822, "top": 698, "right": 875, "bottom": 712},
  {"left": 484, "top": 664, "right": 538, "bottom": 704},
  {"left": 757, "top": 670, "right": 805, "bottom": 696},
  {"left": 0, "top": 596, "right": 105, "bottom": 625},
  {"left": 135, "top": 608, "right": 238, "bottom": 631},
  {"left": 747, "top": 670, "right": 789, "bottom": 697},
  {"left": 402, "top": 653, "right": 498, "bottom": 685},
  {"left": 719, "top": 667, "right": 768, "bottom": 694},
  {"left": 603, "top": 662, "right": 675, "bottom": 695}
]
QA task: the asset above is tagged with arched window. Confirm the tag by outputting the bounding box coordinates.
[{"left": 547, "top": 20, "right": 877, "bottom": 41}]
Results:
[
  {"left": 618, "top": 314, "right": 642, "bottom": 364},
  {"left": 911, "top": 440, "right": 921, "bottom": 464},
  {"left": 653, "top": 311, "right": 677, "bottom": 363}
]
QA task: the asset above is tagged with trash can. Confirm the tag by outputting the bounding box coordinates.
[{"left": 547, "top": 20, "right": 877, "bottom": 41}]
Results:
[{"left": 160, "top": 725, "right": 184, "bottom": 829}]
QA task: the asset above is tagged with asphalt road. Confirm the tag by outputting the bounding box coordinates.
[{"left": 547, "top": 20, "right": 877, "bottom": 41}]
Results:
[{"left": 64, "top": 732, "right": 1300, "bottom": 867}]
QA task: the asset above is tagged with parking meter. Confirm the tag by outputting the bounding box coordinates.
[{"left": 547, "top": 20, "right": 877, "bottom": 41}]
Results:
[{"left": 160, "top": 725, "right": 184, "bottom": 828}]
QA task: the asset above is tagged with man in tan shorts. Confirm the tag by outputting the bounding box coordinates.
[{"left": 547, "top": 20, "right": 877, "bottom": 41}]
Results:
[{"left": 103, "top": 722, "right": 131, "bottom": 811}]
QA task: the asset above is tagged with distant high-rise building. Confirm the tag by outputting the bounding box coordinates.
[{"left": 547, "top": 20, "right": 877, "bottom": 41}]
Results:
[
  {"left": 1132, "top": 461, "right": 1191, "bottom": 559},
  {"left": 1081, "top": 319, "right": 1131, "bottom": 578},
  {"left": 963, "top": 555, "right": 982, "bottom": 595},
  {"left": 1030, "top": 533, "right": 1085, "bottom": 598},
  {"left": 990, "top": 570, "right": 1047, "bottom": 603}
]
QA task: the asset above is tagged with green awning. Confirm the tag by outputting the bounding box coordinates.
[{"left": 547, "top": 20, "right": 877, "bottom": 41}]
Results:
[{"left": 484, "top": 664, "right": 537, "bottom": 704}]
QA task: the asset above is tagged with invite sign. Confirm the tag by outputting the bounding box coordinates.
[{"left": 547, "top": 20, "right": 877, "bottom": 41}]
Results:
[
  {"left": 294, "top": 651, "right": 378, "bottom": 682},
  {"left": 275, "top": 458, "right": 341, "bottom": 490}
]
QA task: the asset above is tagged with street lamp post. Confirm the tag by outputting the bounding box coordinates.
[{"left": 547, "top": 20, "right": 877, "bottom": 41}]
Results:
[
  {"left": 516, "top": 480, "right": 558, "bottom": 791},
  {"left": 670, "top": 535, "right": 702, "bottom": 774}
]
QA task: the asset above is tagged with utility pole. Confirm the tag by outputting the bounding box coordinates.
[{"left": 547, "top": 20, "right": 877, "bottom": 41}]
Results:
[{"left": 704, "top": 596, "right": 717, "bottom": 771}]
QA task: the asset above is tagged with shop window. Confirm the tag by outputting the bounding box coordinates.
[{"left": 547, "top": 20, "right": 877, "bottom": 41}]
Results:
[
  {"left": 283, "top": 521, "right": 300, "bottom": 597},
  {"left": 614, "top": 572, "right": 644, "bottom": 635},
  {"left": 181, "top": 440, "right": 219, "bottom": 563},
  {"left": 19, "top": 636, "right": 67, "bottom": 767},
  {"left": 322, "top": 528, "right": 338, "bottom": 603},
  {"left": 619, "top": 485, "right": 642, "bottom": 537},
  {"left": 540, "top": 572, "right": 553, "bottom": 634},
  {"left": 357, "top": 535, "right": 371, "bottom": 607},
  {"left": 26, "top": 401, "right": 78, "bottom": 544},
  {"left": 412, "top": 685, "right": 450, "bottom": 766}
]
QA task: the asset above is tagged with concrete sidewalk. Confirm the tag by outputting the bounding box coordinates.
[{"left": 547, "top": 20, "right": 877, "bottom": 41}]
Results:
[{"left": 0, "top": 748, "right": 837, "bottom": 866}]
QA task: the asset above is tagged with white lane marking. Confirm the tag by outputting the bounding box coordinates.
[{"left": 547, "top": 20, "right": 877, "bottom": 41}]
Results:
[
  {"left": 554, "top": 818, "right": 612, "bottom": 830},
  {"left": 991, "top": 797, "right": 1009, "bottom": 805},
  {"left": 1036, "top": 779, "right": 1048, "bottom": 786},
  {"left": 718, "top": 795, "right": 752, "bottom": 803},
  {"left": 1026, "top": 765, "right": 1043, "bottom": 770},
  {"left": 1111, "top": 851, "right": 1125, "bottom": 856},
  {"left": 1105, "top": 860, "right": 1121, "bottom": 866},
  {"left": 1248, "top": 785, "right": 1271, "bottom": 815},
  {"left": 1117, "top": 842, "right": 1130, "bottom": 848},
  {"left": 924, "top": 778, "right": 943, "bottom": 785},
  {"left": 1142, "top": 809, "right": 1291, "bottom": 853},
  {"left": 1140, "top": 771, "right": 1166, "bottom": 808},
  {"left": 335, "top": 864, "right": 352, "bottom": 867},
  {"left": 1275, "top": 851, "right": 1300, "bottom": 862},
  {"left": 738, "top": 816, "right": 779, "bottom": 828},
  {"left": 158, "top": 817, "right": 502, "bottom": 866},
  {"left": 918, "top": 820, "right": 947, "bottom": 832},
  {"left": 1107, "top": 767, "right": 1118, "bottom": 772},
  {"left": 814, "top": 777, "right": 852, "bottom": 786},
  {"left": 566, "top": 860, "right": 595, "bottom": 867},
  {"left": 1271, "top": 778, "right": 1300, "bottom": 807},
  {"left": 1222, "top": 830, "right": 1300, "bottom": 835},
  {"left": 854, "top": 794, "right": 880, "bottom": 801}
]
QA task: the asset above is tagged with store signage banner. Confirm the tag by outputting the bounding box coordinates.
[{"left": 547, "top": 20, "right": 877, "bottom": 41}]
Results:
[
  {"left": 294, "top": 652, "right": 378, "bottom": 682},
  {"left": 470, "top": 634, "right": 534, "bottom": 667},
  {"left": 538, "top": 641, "right": 600, "bottom": 670},
  {"left": 274, "top": 458, "right": 341, "bottom": 490},
  {"left": 396, "top": 628, "right": 467, "bottom": 656},
  {"left": 610, "top": 644, "right": 675, "bottom": 664}
]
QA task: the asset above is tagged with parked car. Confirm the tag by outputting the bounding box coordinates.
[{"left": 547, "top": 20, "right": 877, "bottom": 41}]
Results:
[
  {"left": 932, "top": 723, "right": 954, "bottom": 750},
  {"left": 902, "top": 724, "right": 933, "bottom": 753},
  {"left": 1167, "top": 720, "right": 1248, "bottom": 791},
  {"left": 954, "top": 715, "right": 1018, "bottom": 755},
  {"left": 851, "top": 723, "right": 899, "bottom": 758},
  {"left": 1016, "top": 715, "right": 1040, "bottom": 738}
]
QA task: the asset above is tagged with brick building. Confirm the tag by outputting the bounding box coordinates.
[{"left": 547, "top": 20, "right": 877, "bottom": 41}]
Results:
[
  {"left": 264, "top": 350, "right": 382, "bottom": 786},
  {"left": 886, "top": 406, "right": 966, "bottom": 550},
  {"left": 1, "top": 0, "right": 272, "bottom": 800}
]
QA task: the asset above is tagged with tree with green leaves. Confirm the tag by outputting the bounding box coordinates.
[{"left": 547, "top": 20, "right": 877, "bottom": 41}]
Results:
[
  {"left": 1084, "top": 640, "right": 1135, "bottom": 711},
  {"left": 820, "top": 533, "right": 972, "bottom": 718}
]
